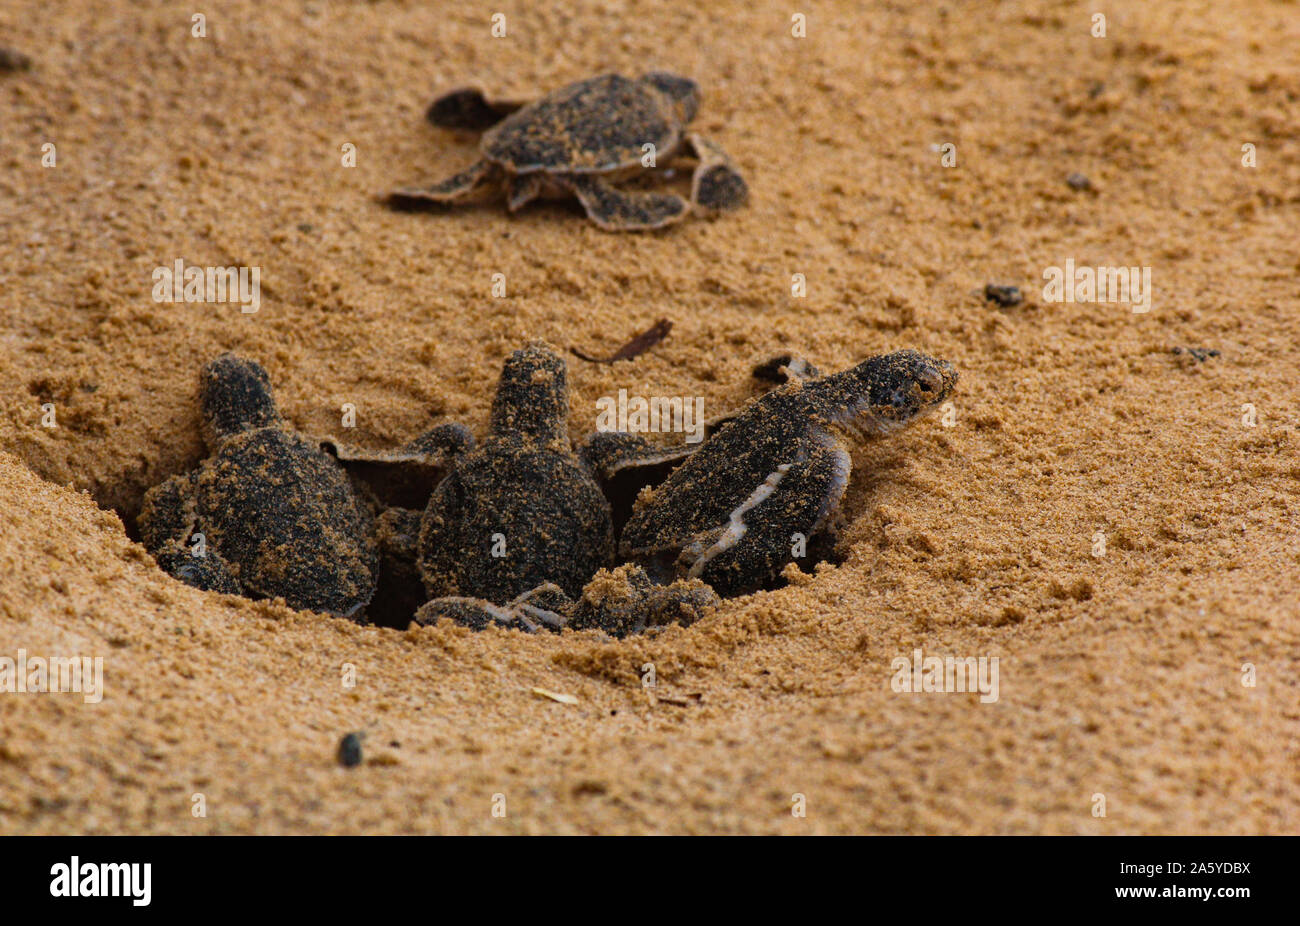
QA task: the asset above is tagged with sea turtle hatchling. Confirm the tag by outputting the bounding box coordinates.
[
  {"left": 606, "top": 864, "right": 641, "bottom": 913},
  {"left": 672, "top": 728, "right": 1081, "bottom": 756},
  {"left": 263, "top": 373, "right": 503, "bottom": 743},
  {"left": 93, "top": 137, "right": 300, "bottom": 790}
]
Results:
[
  {"left": 138, "top": 354, "right": 380, "bottom": 618},
  {"left": 355, "top": 341, "right": 718, "bottom": 636},
  {"left": 388, "top": 72, "right": 748, "bottom": 231},
  {"left": 617, "top": 350, "right": 958, "bottom": 598}
]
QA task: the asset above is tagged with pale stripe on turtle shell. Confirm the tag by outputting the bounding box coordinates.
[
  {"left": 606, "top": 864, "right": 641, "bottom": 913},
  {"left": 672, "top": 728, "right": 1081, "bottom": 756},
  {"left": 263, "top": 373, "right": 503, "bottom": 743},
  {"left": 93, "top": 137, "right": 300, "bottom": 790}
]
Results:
[{"left": 685, "top": 462, "right": 792, "bottom": 579}]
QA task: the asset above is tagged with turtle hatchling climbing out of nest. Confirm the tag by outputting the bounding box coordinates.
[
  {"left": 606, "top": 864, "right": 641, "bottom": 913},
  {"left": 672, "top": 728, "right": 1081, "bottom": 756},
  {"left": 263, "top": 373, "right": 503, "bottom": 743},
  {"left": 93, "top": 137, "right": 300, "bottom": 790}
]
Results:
[
  {"left": 388, "top": 72, "right": 748, "bottom": 230},
  {"left": 617, "top": 350, "right": 959, "bottom": 598},
  {"left": 333, "top": 341, "right": 720, "bottom": 637},
  {"left": 138, "top": 354, "right": 380, "bottom": 618}
]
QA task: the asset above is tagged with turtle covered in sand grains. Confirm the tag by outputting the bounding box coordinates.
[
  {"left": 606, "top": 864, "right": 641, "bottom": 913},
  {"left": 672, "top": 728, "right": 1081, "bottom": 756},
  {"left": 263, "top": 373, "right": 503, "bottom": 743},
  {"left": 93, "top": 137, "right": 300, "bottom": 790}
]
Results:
[
  {"left": 356, "top": 341, "right": 718, "bottom": 637},
  {"left": 389, "top": 72, "right": 748, "bottom": 231},
  {"left": 618, "top": 350, "right": 959, "bottom": 597},
  {"left": 138, "top": 354, "right": 380, "bottom": 618}
]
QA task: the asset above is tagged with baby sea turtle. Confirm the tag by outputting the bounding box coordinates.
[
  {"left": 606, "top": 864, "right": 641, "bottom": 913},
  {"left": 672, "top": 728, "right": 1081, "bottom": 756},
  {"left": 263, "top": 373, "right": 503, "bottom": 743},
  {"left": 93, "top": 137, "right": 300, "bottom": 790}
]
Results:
[
  {"left": 618, "top": 350, "right": 958, "bottom": 597},
  {"left": 420, "top": 341, "right": 612, "bottom": 603},
  {"left": 352, "top": 342, "right": 717, "bottom": 636},
  {"left": 138, "top": 354, "right": 380, "bottom": 618},
  {"left": 388, "top": 72, "right": 748, "bottom": 231}
]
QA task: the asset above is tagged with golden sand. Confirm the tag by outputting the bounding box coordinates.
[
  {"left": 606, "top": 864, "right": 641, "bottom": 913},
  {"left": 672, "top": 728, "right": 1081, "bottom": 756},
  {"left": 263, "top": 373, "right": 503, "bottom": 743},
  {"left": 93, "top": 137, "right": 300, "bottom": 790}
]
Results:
[{"left": 1, "top": 0, "right": 1297, "bottom": 833}]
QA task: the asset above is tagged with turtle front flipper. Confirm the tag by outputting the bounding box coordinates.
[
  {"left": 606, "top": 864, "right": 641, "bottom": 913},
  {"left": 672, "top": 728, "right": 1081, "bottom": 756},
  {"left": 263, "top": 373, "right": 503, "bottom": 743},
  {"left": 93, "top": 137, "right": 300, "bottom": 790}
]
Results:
[
  {"left": 324, "top": 420, "right": 474, "bottom": 470},
  {"left": 675, "top": 438, "right": 850, "bottom": 597},
  {"left": 402, "top": 422, "right": 475, "bottom": 460},
  {"left": 426, "top": 87, "right": 530, "bottom": 131},
  {"left": 138, "top": 470, "right": 236, "bottom": 595},
  {"left": 152, "top": 539, "right": 241, "bottom": 595},
  {"left": 138, "top": 472, "right": 243, "bottom": 593},
  {"left": 579, "top": 431, "right": 697, "bottom": 483},
  {"left": 579, "top": 431, "right": 698, "bottom": 539},
  {"left": 683, "top": 133, "right": 748, "bottom": 214},
  {"left": 752, "top": 354, "right": 823, "bottom": 385},
  {"left": 565, "top": 174, "right": 689, "bottom": 231},
  {"left": 138, "top": 471, "right": 199, "bottom": 554},
  {"left": 389, "top": 160, "right": 502, "bottom": 205},
  {"left": 139, "top": 473, "right": 242, "bottom": 594},
  {"left": 322, "top": 422, "right": 472, "bottom": 511}
]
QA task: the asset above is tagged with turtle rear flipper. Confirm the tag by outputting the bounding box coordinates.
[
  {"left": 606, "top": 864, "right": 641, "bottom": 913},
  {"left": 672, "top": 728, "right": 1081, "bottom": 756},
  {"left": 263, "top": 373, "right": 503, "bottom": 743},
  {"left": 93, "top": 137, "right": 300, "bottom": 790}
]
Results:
[
  {"left": 389, "top": 160, "right": 502, "bottom": 205},
  {"left": 414, "top": 596, "right": 517, "bottom": 631},
  {"left": 413, "top": 593, "right": 561, "bottom": 633},
  {"left": 426, "top": 87, "right": 530, "bottom": 131},
  {"left": 566, "top": 174, "right": 689, "bottom": 231},
  {"left": 508, "top": 583, "right": 573, "bottom": 632},
  {"left": 684, "top": 134, "right": 748, "bottom": 214},
  {"left": 567, "top": 564, "right": 718, "bottom": 638}
]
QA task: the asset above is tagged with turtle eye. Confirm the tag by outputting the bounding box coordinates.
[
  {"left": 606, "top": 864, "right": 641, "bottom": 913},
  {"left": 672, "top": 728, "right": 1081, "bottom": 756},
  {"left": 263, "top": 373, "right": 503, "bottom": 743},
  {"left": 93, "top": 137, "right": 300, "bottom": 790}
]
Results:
[{"left": 918, "top": 367, "right": 943, "bottom": 394}]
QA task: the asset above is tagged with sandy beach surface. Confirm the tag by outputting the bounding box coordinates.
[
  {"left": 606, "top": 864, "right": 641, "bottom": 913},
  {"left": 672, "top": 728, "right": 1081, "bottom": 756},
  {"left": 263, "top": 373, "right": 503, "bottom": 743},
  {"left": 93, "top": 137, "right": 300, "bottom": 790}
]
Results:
[{"left": 1, "top": 0, "right": 1297, "bottom": 834}]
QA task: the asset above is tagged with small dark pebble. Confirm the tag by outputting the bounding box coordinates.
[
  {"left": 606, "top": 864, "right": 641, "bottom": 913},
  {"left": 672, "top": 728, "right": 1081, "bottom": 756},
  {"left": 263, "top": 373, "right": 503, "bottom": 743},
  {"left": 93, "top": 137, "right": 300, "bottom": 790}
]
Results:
[
  {"left": 1172, "top": 347, "right": 1220, "bottom": 363},
  {"left": 984, "top": 284, "right": 1023, "bottom": 307},
  {"left": 337, "top": 732, "right": 364, "bottom": 767},
  {"left": 1066, "top": 172, "right": 1092, "bottom": 191},
  {"left": 0, "top": 48, "right": 33, "bottom": 72}
]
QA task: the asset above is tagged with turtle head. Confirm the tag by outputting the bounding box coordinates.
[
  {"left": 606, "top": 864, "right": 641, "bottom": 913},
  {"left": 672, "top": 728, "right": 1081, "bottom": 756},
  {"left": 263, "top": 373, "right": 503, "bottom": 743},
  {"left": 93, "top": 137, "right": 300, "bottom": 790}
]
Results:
[
  {"left": 821, "top": 350, "right": 957, "bottom": 438},
  {"left": 490, "top": 341, "right": 569, "bottom": 446},
  {"left": 640, "top": 72, "right": 700, "bottom": 124},
  {"left": 199, "top": 353, "right": 281, "bottom": 447}
]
